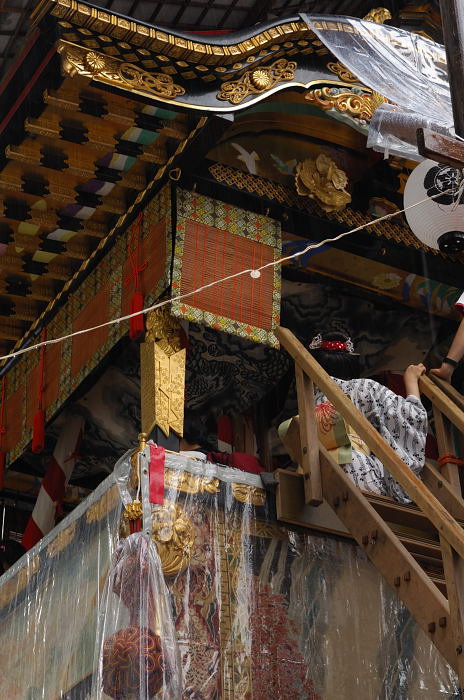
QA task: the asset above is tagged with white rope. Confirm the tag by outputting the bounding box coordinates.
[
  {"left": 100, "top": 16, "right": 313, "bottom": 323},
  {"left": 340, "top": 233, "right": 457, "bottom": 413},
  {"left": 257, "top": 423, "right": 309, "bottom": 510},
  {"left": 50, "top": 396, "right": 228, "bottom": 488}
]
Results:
[{"left": 0, "top": 188, "right": 452, "bottom": 364}]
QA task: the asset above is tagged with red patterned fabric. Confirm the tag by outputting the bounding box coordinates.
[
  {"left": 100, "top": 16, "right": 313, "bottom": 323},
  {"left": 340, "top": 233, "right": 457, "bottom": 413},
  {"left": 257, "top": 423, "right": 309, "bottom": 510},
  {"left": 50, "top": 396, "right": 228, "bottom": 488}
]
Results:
[{"left": 112, "top": 551, "right": 150, "bottom": 616}]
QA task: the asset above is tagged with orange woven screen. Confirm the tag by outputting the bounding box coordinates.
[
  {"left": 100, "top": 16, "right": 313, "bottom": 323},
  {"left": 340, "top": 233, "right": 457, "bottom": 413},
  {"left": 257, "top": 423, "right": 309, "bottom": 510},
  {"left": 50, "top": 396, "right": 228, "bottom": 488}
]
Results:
[
  {"left": 71, "top": 284, "right": 110, "bottom": 380},
  {"left": 171, "top": 189, "right": 281, "bottom": 347},
  {"left": 121, "top": 219, "right": 168, "bottom": 317}
]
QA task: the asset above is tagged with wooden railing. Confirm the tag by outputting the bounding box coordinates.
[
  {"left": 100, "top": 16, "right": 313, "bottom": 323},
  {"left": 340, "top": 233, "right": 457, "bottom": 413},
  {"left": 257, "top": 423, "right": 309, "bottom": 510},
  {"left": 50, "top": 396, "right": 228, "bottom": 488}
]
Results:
[{"left": 275, "top": 326, "right": 464, "bottom": 683}]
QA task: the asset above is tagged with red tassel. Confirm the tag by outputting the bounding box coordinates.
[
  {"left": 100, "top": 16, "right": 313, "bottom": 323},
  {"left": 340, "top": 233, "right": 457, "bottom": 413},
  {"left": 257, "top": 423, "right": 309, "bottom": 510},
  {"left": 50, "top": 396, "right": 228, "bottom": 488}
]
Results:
[
  {"left": 129, "top": 291, "right": 145, "bottom": 341},
  {"left": 0, "top": 452, "right": 4, "bottom": 491},
  {"left": 32, "top": 408, "right": 45, "bottom": 454}
]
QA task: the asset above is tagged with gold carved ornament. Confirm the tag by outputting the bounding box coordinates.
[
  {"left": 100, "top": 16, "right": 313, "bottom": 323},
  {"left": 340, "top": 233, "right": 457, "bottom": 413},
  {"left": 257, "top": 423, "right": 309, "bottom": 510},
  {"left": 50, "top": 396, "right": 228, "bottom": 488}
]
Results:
[
  {"left": 140, "top": 307, "right": 186, "bottom": 438},
  {"left": 327, "top": 8, "right": 392, "bottom": 84},
  {"left": 151, "top": 502, "right": 195, "bottom": 577},
  {"left": 164, "top": 467, "right": 220, "bottom": 495},
  {"left": 305, "top": 86, "right": 387, "bottom": 122},
  {"left": 231, "top": 483, "right": 266, "bottom": 506},
  {"left": 295, "top": 153, "right": 351, "bottom": 213},
  {"left": 217, "top": 58, "right": 297, "bottom": 105},
  {"left": 57, "top": 41, "right": 185, "bottom": 99}
]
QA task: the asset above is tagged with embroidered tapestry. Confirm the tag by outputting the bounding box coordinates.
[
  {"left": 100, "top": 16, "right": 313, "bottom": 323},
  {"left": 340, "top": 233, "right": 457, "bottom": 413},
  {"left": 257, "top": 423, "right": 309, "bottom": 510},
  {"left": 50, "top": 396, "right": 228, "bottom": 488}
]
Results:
[
  {"left": 171, "top": 188, "right": 281, "bottom": 348},
  {"left": 5, "top": 185, "right": 171, "bottom": 464}
]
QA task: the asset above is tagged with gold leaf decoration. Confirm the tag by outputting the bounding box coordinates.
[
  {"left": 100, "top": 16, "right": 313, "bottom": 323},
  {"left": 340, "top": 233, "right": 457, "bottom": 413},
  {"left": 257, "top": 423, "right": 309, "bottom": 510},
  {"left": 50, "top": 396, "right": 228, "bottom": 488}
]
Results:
[
  {"left": 141, "top": 308, "right": 186, "bottom": 438},
  {"left": 47, "top": 522, "right": 77, "bottom": 558},
  {"left": 295, "top": 154, "right": 351, "bottom": 212},
  {"left": 86, "top": 484, "right": 120, "bottom": 523},
  {"left": 152, "top": 502, "right": 195, "bottom": 577},
  {"left": 0, "top": 556, "right": 40, "bottom": 610},
  {"left": 364, "top": 7, "right": 392, "bottom": 24},
  {"left": 231, "top": 483, "right": 266, "bottom": 506},
  {"left": 305, "top": 86, "right": 387, "bottom": 122},
  {"left": 164, "top": 467, "right": 220, "bottom": 494},
  {"left": 327, "top": 61, "right": 359, "bottom": 83},
  {"left": 58, "top": 41, "right": 185, "bottom": 99},
  {"left": 217, "top": 58, "right": 296, "bottom": 105}
]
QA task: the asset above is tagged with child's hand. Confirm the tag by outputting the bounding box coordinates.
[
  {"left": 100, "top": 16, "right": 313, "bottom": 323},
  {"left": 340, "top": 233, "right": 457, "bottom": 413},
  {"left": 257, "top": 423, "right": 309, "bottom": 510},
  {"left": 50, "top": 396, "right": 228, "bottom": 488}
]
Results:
[{"left": 404, "top": 363, "right": 426, "bottom": 382}]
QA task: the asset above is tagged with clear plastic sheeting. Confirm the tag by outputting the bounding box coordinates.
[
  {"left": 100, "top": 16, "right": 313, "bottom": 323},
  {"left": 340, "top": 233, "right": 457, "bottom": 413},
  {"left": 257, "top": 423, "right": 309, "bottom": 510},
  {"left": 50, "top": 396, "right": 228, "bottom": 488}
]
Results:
[
  {"left": 302, "top": 14, "right": 454, "bottom": 162},
  {"left": 0, "top": 450, "right": 459, "bottom": 698},
  {"left": 367, "top": 103, "right": 454, "bottom": 162},
  {"left": 92, "top": 533, "right": 181, "bottom": 699},
  {"left": 0, "top": 473, "right": 123, "bottom": 699},
  {"left": 302, "top": 14, "right": 451, "bottom": 124}
]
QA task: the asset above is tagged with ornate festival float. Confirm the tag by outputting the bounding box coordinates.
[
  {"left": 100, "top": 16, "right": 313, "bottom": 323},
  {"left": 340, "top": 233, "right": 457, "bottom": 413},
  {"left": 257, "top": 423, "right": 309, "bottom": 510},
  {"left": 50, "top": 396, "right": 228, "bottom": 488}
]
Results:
[{"left": 0, "top": 0, "right": 463, "bottom": 697}]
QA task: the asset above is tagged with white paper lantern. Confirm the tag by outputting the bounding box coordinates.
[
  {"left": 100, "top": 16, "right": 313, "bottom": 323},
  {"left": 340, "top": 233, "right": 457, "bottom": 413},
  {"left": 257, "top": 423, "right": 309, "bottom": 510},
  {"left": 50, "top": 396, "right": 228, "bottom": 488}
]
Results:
[{"left": 404, "top": 158, "right": 464, "bottom": 252}]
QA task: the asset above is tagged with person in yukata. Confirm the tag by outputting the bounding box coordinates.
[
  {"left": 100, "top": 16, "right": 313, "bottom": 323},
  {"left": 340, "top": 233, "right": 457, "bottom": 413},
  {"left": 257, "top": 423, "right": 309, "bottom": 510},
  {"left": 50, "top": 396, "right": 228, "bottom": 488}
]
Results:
[
  {"left": 430, "top": 291, "right": 464, "bottom": 384},
  {"left": 308, "top": 331, "right": 427, "bottom": 504}
]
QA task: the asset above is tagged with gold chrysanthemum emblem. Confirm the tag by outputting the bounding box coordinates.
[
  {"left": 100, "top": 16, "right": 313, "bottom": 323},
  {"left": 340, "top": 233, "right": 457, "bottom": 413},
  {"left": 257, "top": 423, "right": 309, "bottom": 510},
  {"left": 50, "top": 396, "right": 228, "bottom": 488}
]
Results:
[
  {"left": 84, "top": 51, "right": 107, "bottom": 73},
  {"left": 251, "top": 69, "right": 270, "bottom": 89}
]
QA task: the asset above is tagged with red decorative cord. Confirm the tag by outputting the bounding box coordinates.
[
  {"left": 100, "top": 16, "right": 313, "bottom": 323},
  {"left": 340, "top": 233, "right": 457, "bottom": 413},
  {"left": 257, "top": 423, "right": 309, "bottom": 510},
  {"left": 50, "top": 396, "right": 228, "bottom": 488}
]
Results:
[
  {"left": 37, "top": 327, "right": 46, "bottom": 410},
  {"left": 438, "top": 453, "right": 464, "bottom": 468},
  {"left": 123, "top": 212, "right": 148, "bottom": 291}
]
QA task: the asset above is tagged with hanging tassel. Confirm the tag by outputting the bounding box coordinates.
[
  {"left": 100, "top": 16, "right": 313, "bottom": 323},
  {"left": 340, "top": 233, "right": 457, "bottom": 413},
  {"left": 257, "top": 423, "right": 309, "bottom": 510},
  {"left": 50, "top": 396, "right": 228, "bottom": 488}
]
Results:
[
  {"left": 0, "top": 377, "right": 6, "bottom": 490},
  {"left": 124, "top": 212, "right": 147, "bottom": 342},
  {"left": 32, "top": 328, "right": 46, "bottom": 454},
  {"left": 0, "top": 451, "right": 4, "bottom": 492},
  {"left": 129, "top": 290, "right": 145, "bottom": 341},
  {"left": 32, "top": 408, "right": 46, "bottom": 454}
]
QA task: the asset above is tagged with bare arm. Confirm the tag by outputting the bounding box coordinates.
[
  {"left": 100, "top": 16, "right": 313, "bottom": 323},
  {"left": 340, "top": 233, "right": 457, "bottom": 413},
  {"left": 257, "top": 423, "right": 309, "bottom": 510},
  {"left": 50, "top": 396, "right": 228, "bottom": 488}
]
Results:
[
  {"left": 430, "top": 317, "right": 464, "bottom": 382},
  {"left": 404, "top": 363, "right": 426, "bottom": 399}
]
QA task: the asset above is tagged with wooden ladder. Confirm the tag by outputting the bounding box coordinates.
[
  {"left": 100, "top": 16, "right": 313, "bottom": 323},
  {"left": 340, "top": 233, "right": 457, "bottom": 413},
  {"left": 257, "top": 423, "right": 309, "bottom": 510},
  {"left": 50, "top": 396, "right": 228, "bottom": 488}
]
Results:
[{"left": 275, "top": 325, "right": 464, "bottom": 684}]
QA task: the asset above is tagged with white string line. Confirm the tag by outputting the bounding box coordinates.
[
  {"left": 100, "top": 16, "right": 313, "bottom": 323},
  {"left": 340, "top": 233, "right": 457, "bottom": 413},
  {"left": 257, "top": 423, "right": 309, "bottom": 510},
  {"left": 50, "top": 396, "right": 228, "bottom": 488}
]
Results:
[{"left": 0, "top": 187, "right": 452, "bottom": 364}]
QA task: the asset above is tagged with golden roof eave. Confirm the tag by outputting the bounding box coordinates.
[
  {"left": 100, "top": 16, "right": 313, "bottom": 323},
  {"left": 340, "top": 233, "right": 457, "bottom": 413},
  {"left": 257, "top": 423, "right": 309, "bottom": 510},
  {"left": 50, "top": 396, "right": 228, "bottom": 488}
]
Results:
[{"left": 31, "top": 0, "right": 315, "bottom": 64}]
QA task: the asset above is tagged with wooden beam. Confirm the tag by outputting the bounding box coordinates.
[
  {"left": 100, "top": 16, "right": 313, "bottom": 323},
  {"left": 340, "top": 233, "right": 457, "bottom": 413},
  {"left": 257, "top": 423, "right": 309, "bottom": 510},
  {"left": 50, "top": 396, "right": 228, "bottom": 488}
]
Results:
[
  {"left": 420, "top": 375, "right": 464, "bottom": 435},
  {"left": 13, "top": 233, "right": 90, "bottom": 261},
  {"left": 318, "top": 446, "right": 458, "bottom": 671},
  {"left": 7, "top": 298, "right": 44, "bottom": 322},
  {"left": 275, "top": 326, "right": 464, "bottom": 561},
  {"left": 440, "top": 536, "right": 464, "bottom": 685},
  {"left": 429, "top": 374, "right": 464, "bottom": 414},
  {"left": 0, "top": 189, "right": 105, "bottom": 231},
  {"left": 422, "top": 461, "right": 464, "bottom": 521},
  {"left": 44, "top": 82, "right": 187, "bottom": 141},
  {"left": 0, "top": 321, "right": 25, "bottom": 341},
  {"left": 0, "top": 205, "right": 107, "bottom": 239},
  {"left": 279, "top": 423, "right": 460, "bottom": 536},
  {"left": 417, "top": 128, "right": 464, "bottom": 168},
  {"left": 0, "top": 162, "right": 126, "bottom": 215},
  {"left": 0, "top": 277, "right": 56, "bottom": 302},
  {"left": 295, "top": 366, "right": 322, "bottom": 505},
  {"left": 25, "top": 113, "right": 168, "bottom": 165},
  {"left": 0, "top": 252, "right": 70, "bottom": 281},
  {"left": 276, "top": 470, "right": 447, "bottom": 583},
  {"left": 5, "top": 139, "right": 147, "bottom": 191}
]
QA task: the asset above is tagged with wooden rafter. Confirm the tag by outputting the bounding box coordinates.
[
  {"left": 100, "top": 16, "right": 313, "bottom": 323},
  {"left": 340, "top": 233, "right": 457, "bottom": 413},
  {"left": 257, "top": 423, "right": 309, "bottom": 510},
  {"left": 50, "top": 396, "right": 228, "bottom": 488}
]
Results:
[
  {"left": 5, "top": 139, "right": 147, "bottom": 191},
  {"left": 0, "top": 162, "right": 127, "bottom": 214}
]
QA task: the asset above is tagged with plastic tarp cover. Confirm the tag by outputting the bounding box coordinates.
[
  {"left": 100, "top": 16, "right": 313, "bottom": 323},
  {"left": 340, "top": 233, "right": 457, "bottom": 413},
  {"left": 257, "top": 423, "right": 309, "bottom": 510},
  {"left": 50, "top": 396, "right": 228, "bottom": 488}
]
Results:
[
  {"left": 301, "top": 14, "right": 453, "bottom": 162},
  {"left": 0, "top": 450, "right": 459, "bottom": 698}
]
